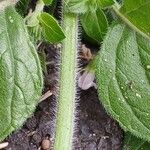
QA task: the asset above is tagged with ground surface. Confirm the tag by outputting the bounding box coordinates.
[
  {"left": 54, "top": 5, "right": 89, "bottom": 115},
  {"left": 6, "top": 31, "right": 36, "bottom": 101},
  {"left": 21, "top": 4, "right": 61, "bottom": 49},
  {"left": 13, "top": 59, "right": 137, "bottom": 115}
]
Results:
[{"left": 3, "top": 44, "right": 123, "bottom": 150}]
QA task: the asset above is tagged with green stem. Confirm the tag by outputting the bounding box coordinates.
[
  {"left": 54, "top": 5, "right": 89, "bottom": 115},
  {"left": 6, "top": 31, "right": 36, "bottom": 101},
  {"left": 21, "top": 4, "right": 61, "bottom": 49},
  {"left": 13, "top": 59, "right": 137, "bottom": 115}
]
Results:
[
  {"left": 53, "top": 12, "right": 78, "bottom": 150},
  {"left": 34, "top": 0, "right": 44, "bottom": 13}
]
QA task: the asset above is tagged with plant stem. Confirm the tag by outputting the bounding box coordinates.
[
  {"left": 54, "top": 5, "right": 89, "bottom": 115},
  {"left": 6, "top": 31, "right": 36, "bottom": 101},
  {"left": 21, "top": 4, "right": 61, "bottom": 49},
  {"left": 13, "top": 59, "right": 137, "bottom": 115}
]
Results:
[{"left": 53, "top": 12, "right": 78, "bottom": 150}]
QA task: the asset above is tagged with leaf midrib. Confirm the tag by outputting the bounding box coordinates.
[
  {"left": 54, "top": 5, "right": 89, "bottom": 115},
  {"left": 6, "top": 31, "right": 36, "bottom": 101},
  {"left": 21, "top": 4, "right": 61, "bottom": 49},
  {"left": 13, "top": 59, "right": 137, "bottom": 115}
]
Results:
[{"left": 122, "top": 1, "right": 150, "bottom": 15}]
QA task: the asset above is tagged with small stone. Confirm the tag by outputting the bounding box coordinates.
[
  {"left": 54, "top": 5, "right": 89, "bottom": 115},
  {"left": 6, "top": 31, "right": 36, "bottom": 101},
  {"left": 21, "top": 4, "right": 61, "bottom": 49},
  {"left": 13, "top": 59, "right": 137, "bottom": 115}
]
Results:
[{"left": 41, "top": 139, "right": 50, "bottom": 150}]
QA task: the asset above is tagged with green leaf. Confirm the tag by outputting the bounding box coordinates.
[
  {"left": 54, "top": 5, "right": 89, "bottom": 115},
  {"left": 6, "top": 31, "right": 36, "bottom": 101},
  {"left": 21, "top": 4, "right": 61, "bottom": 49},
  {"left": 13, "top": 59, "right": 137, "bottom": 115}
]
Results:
[
  {"left": 0, "top": 0, "right": 18, "bottom": 10},
  {"left": 114, "top": 0, "right": 150, "bottom": 38},
  {"left": 98, "top": 0, "right": 114, "bottom": 8},
  {"left": 96, "top": 22, "right": 150, "bottom": 141},
  {"left": 42, "top": 0, "right": 53, "bottom": 5},
  {"left": 123, "top": 132, "right": 150, "bottom": 150},
  {"left": 66, "top": 0, "right": 114, "bottom": 14},
  {"left": 66, "top": 0, "right": 89, "bottom": 14},
  {"left": 0, "top": 6, "right": 43, "bottom": 141},
  {"left": 38, "top": 12, "right": 65, "bottom": 43},
  {"left": 81, "top": 8, "right": 108, "bottom": 43}
]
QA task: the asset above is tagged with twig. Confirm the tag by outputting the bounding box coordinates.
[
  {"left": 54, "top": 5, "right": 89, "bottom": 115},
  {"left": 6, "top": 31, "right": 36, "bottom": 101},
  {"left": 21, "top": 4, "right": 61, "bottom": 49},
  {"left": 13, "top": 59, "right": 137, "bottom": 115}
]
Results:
[
  {"left": 39, "top": 90, "right": 52, "bottom": 103},
  {"left": 0, "top": 142, "right": 9, "bottom": 149}
]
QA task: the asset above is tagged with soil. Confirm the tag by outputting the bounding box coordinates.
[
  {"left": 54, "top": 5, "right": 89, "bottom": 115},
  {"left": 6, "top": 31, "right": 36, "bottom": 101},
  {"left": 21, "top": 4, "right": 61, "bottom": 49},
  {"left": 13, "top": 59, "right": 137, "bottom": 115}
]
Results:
[{"left": 2, "top": 1, "right": 123, "bottom": 149}]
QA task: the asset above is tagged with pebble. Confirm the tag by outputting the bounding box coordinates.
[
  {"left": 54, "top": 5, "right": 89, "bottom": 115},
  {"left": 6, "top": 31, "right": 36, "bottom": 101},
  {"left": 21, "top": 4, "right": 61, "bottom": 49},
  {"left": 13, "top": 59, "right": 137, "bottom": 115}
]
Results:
[{"left": 41, "top": 139, "right": 50, "bottom": 150}]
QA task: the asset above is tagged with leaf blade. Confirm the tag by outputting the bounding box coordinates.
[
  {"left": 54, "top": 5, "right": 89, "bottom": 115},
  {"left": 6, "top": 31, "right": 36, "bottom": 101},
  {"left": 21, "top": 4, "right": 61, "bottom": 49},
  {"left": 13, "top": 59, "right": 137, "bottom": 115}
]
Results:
[
  {"left": 66, "top": 0, "right": 89, "bottom": 14},
  {"left": 119, "top": 0, "right": 150, "bottom": 37},
  {"left": 96, "top": 22, "right": 150, "bottom": 141},
  {"left": 38, "top": 12, "right": 65, "bottom": 43},
  {"left": 81, "top": 8, "right": 108, "bottom": 43},
  {"left": 123, "top": 132, "right": 150, "bottom": 150},
  {"left": 0, "top": 6, "right": 43, "bottom": 141},
  {"left": 98, "top": 0, "right": 114, "bottom": 8}
]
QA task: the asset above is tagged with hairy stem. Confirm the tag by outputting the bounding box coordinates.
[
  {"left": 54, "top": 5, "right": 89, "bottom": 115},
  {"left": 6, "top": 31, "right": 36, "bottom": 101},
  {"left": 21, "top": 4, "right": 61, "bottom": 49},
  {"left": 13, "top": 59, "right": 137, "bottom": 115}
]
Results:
[{"left": 53, "top": 12, "right": 78, "bottom": 150}]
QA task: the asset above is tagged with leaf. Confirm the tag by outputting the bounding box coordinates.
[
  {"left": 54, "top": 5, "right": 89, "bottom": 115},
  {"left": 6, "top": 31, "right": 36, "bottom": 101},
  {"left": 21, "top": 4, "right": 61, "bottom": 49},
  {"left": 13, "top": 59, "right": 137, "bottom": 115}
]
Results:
[
  {"left": 38, "top": 12, "right": 65, "bottom": 43},
  {"left": 81, "top": 8, "right": 108, "bottom": 43},
  {"left": 66, "top": 0, "right": 114, "bottom": 14},
  {"left": 0, "top": 0, "right": 18, "bottom": 10},
  {"left": 96, "top": 22, "right": 150, "bottom": 141},
  {"left": 66, "top": 0, "right": 89, "bottom": 14},
  {"left": 0, "top": 6, "right": 43, "bottom": 141},
  {"left": 42, "top": 0, "right": 53, "bottom": 5},
  {"left": 118, "top": 0, "right": 150, "bottom": 37},
  {"left": 123, "top": 132, "right": 150, "bottom": 150},
  {"left": 98, "top": 0, "right": 114, "bottom": 8}
]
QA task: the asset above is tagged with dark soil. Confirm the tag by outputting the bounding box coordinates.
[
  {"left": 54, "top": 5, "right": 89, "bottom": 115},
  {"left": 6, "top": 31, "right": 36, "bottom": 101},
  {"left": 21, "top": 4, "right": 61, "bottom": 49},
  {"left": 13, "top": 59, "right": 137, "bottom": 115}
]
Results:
[{"left": 3, "top": 44, "right": 123, "bottom": 150}]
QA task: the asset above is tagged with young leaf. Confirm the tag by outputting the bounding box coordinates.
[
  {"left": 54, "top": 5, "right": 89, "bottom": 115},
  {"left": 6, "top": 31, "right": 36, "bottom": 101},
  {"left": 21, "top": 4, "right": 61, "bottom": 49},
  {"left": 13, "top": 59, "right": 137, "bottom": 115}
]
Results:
[
  {"left": 113, "top": 0, "right": 150, "bottom": 38},
  {"left": 66, "top": 0, "right": 89, "bottom": 14},
  {"left": 81, "top": 8, "right": 108, "bottom": 43},
  {"left": 38, "top": 12, "right": 65, "bottom": 43},
  {"left": 123, "top": 132, "right": 150, "bottom": 150},
  {"left": 0, "top": 6, "right": 43, "bottom": 141},
  {"left": 66, "top": 0, "right": 100, "bottom": 14},
  {"left": 96, "top": 22, "right": 150, "bottom": 141}
]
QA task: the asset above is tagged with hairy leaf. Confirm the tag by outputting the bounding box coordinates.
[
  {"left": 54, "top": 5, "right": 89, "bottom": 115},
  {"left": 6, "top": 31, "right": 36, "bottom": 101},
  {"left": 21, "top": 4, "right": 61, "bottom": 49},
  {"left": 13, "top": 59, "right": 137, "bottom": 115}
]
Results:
[
  {"left": 38, "top": 12, "right": 65, "bottom": 43},
  {"left": 0, "top": 0, "right": 18, "bottom": 10},
  {"left": 0, "top": 6, "right": 43, "bottom": 141},
  {"left": 66, "top": 0, "right": 89, "bottom": 14},
  {"left": 81, "top": 8, "right": 108, "bottom": 42},
  {"left": 96, "top": 23, "right": 150, "bottom": 141},
  {"left": 118, "top": 0, "right": 150, "bottom": 37},
  {"left": 123, "top": 132, "right": 150, "bottom": 150},
  {"left": 66, "top": 0, "right": 114, "bottom": 14}
]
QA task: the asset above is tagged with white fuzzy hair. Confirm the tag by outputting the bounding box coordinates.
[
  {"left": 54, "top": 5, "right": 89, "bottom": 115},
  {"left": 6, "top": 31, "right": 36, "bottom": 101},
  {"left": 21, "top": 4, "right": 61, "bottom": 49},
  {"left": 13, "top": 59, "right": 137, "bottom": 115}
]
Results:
[{"left": 0, "top": 0, "right": 18, "bottom": 10}]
